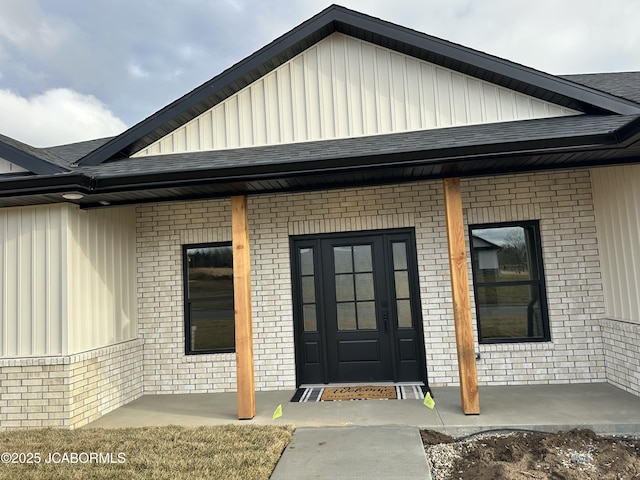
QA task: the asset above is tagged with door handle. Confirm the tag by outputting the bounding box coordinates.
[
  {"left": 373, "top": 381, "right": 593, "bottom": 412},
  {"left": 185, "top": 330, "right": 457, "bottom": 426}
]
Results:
[{"left": 382, "top": 311, "right": 388, "bottom": 333}]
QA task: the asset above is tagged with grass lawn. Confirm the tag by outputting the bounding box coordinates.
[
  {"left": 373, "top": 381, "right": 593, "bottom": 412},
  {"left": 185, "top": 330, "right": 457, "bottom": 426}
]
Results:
[
  {"left": 479, "top": 314, "right": 528, "bottom": 337},
  {"left": 0, "top": 425, "right": 293, "bottom": 480}
]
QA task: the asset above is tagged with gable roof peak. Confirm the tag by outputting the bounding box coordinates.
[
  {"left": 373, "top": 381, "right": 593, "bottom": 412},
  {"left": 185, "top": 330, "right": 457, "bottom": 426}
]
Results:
[{"left": 77, "top": 5, "right": 640, "bottom": 167}]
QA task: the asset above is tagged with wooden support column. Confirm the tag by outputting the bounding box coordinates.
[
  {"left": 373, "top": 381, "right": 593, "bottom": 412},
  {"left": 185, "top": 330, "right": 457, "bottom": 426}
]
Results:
[
  {"left": 443, "top": 178, "right": 480, "bottom": 415},
  {"left": 231, "top": 195, "right": 255, "bottom": 419}
]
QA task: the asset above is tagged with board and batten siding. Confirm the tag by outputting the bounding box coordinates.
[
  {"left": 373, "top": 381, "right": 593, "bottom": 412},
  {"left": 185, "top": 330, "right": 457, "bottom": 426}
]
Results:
[
  {"left": 133, "top": 32, "right": 580, "bottom": 157},
  {"left": 66, "top": 205, "right": 138, "bottom": 353},
  {"left": 591, "top": 165, "right": 640, "bottom": 323},
  {"left": 0, "top": 204, "right": 137, "bottom": 357},
  {"left": 1, "top": 205, "right": 66, "bottom": 356}
]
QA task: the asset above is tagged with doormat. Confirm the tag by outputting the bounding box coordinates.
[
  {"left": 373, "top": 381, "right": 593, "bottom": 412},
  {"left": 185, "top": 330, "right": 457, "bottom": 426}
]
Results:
[{"left": 291, "top": 384, "right": 427, "bottom": 402}]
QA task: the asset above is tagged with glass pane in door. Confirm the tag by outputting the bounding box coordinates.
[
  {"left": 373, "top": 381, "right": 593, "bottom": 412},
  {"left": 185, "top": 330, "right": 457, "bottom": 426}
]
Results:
[
  {"left": 299, "top": 247, "right": 318, "bottom": 332},
  {"left": 337, "top": 303, "right": 357, "bottom": 330},
  {"left": 334, "top": 244, "right": 377, "bottom": 331},
  {"left": 334, "top": 246, "right": 353, "bottom": 273},
  {"left": 392, "top": 241, "right": 413, "bottom": 328}
]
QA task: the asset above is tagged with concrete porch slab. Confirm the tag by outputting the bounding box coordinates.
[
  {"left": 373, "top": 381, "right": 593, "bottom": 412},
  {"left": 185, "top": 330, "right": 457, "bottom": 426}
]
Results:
[{"left": 86, "top": 383, "right": 640, "bottom": 437}]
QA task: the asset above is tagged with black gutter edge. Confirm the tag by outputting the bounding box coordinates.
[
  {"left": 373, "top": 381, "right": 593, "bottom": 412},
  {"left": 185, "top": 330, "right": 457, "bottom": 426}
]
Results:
[
  {"left": 613, "top": 114, "right": 640, "bottom": 145},
  {"left": 90, "top": 131, "right": 619, "bottom": 193},
  {"left": 4, "top": 118, "right": 630, "bottom": 202},
  {"left": 0, "top": 173, "right": 92, "bottom": 198},
  {"left": 0, "top": 140, "right": 67, "bottom": 175},
  {"left": 79, "top": 152, "right": 640, "bottom": 211},
  {"left": 3, "top": 129, "right": 635, "bottom": 208}
]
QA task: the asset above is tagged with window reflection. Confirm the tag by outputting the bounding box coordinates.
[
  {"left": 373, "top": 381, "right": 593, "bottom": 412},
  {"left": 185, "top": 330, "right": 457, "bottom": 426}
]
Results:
[
  {"left": 185, "top": 244, "right": 234, "bottom": 353},
  {"left": 470, "top": 222, "right": 549, "bottom": 342},
  {"left": 471, "top": 226, "right": 537, "bottom": 282}
]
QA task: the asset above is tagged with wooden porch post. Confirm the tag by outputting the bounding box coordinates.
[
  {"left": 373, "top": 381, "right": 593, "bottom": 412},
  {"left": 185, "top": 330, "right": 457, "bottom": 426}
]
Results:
[
  {"left": 231, "top": 195, "right": 255, "bottom": 419},
  {"left": 442, "top": 178, "right": 480, "bottom": 415}
]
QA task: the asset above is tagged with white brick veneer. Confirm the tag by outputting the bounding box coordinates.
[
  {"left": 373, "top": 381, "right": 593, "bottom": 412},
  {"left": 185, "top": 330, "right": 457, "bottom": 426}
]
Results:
[
  {"left": 137, "top": 201, "right": 238, "bottom": 394},
  {"left": 600, "top": 319, "right": 640, "bottom": 396},
  {"left": 0, "top": 340, "right": 143, "bottom": 430},
  {"left": 463, "top": 170, "right": 607, "bottom": 386},
  {"left": 135, "top": 169, "right": 609, "bottom": 392}
]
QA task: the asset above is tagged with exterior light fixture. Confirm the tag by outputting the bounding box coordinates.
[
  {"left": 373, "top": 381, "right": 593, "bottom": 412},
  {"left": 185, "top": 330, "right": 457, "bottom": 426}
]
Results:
[{"left": 62, "top": 193, "right": 84, "bottom": 200}]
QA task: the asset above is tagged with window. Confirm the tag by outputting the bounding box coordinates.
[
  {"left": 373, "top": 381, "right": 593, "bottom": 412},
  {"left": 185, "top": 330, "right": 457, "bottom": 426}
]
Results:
[
  {"left": 184, "top": 243, "right": 234, "bottom": 354},
  {"left": 469, "top": 221, "right": 550, "bottom": 343}
]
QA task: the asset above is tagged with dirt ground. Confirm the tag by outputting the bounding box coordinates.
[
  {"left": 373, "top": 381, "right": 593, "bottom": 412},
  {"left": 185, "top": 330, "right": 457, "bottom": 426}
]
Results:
[{"left": 421, "top": 428, "right": 640, "bottom": 479}]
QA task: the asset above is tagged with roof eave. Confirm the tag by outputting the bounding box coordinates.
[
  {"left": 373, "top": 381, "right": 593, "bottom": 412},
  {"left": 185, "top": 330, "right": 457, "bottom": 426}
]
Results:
[
  {"left": 0, "top": 173, "right": 92, "bottom": 200},
  {"left": 5, "top": 125, "right": 638, "bottom": 209},
  {"left": 89, "top": 130, "right": 619, "bottom": 193},
  {"left": 0, "top": 140, "right": 67, "bottom": 175}
]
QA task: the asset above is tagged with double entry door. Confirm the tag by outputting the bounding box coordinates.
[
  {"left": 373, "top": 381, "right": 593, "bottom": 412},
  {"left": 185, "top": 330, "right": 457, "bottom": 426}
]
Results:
[{"left": 292, "top": 229, "right": 426, "bottom": 385}]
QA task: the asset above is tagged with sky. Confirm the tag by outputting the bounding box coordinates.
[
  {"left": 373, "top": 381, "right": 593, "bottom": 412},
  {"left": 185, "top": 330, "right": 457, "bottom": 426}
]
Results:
[{"left": 1, "top": 0, "right": 639, "bottom": 148}]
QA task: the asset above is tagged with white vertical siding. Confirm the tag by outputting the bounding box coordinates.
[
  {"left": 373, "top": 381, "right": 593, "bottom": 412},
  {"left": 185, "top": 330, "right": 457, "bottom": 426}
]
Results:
[
  {"left": 0, "top": 158, "right": 27, "bottom": 174},
  {"left": 591, "top": 165, "right": 640, "bottom": 323},
  {"left": 66, "top": 206, "right": 138, "bottom": 353},
  {"left": 0, "top": 204, "right": 137, "bottom": 357},
  {"left": 133, "top": 33, "right": 580, "bottom": 157},
  {"left": 0, "top": 205, "right": 67, "bottom": 356}
]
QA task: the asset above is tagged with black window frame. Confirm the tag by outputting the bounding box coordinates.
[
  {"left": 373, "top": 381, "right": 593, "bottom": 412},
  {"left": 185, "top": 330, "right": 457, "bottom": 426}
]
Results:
[
  {"left": 183, "top": 242, "right": 235, "bottom": 355},
  {"left": 469, "top": 220, "right": 551, "bottom": 344}
]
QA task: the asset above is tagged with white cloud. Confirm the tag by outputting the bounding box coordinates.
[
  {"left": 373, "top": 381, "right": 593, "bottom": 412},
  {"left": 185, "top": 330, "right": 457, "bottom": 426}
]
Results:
[
  {"left": 128, "top": 63, "right": 150, "bottom": 79},
  {"left": 0, "top": 88, "right": 127, "bottom": 147}
]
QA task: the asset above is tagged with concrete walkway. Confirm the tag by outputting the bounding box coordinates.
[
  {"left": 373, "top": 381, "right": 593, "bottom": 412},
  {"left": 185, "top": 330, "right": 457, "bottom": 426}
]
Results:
[
  {"left": 86, "top": 383, "right": 640, "bottom": 479},
  {"left": 270, "top": 426, "right": 430, "bottom": 480}
]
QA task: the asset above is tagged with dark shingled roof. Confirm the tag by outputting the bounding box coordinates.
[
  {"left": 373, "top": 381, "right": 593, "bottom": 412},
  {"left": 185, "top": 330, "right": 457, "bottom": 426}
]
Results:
[
  {"left": 78, "top": 114, "right": 637, "bottom": 179},
  {"left": 562, "top": 72, "right": 640, "bottom": 105},
  {"left": 46, "top": 137, "right": 114, "bottom": 165}
]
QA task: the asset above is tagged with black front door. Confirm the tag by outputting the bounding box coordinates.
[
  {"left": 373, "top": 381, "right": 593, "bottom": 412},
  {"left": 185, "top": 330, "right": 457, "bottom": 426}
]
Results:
[{"left": 292, "top": 229, "right": 427, "bottom": 385}]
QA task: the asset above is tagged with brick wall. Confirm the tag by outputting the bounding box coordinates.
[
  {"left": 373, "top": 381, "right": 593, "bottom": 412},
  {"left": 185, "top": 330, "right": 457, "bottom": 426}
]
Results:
[
  {"left": 135, "top": 169, "right": 607, "bottom": 391},
  {"left": 600, "top": 319, "right": 640, "bottom": 396},
  {"left": 136, "top": 201, "right": 238, "bottom": 394},
  {"left": 463, "top": 170, "right": 607, "bottom": 386},
  {"left": 0, "top": 340, "right": 143, "bottom": 430},
  {"left": 0, "top": 359, "right": 67, "bottom": 429},
  {"left": 68, "top": 340, "right": 144, "bottom": 428}
]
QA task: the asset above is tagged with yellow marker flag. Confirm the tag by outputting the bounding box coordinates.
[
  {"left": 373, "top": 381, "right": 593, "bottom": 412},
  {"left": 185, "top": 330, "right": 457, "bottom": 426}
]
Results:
[
  {"left": 272, "top": 404, "right": 283, "bottom": 420},
  {"left": 423, "top": 391, "right": 435, "bottom": 409}
]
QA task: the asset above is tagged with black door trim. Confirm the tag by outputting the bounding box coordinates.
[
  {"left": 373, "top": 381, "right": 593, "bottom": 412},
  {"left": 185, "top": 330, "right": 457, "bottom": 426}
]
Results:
[{"left": 290, "top": 228, "right": 428, "bottom": 387}]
